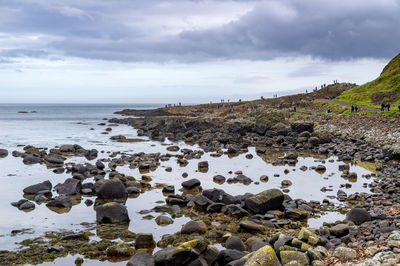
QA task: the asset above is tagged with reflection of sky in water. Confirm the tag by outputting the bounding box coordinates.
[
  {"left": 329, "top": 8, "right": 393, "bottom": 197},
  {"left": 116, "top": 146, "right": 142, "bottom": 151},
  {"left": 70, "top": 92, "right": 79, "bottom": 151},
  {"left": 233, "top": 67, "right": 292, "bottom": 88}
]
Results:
[{"left": 0, "top": 104, "right": 374, "bottom": 253}]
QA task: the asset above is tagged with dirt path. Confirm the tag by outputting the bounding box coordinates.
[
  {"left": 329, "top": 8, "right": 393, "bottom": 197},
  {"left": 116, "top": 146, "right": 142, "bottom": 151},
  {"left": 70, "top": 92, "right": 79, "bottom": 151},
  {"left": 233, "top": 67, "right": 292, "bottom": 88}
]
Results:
[{"left": 321, "top": 99, "right": 397, "bottom": 112}]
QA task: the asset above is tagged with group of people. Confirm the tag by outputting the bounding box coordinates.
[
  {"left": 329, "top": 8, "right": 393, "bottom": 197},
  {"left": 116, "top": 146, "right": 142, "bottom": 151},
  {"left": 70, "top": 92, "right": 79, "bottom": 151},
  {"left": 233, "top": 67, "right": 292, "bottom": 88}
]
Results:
[
  {"left": 351, "top": 105, "right": 359, "bottom": 112},
  {"left": 381, "top": 102, "right": 391, "bottom": 111}
]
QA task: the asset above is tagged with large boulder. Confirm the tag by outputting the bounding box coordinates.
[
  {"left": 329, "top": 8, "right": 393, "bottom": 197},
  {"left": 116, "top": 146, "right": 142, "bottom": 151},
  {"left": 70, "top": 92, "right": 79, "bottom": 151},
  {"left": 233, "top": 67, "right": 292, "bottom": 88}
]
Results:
[
  {"left": 280, "top": 250, "right": 309, "bottom": 265},
  {"left": 95, "top": 179, "right": 126, "bottom": 199},
  {"left": 23, "top": 180, "right": 52, "bottom": 194},
  {"left": 290, "top": 121, "right": 314, "bottom": 133},
  {"left": 245, "top": 189, "right": 284, "bottom": 214},
  {"left": 202, "top": 189, "right": 237, "bottom": 205},
  {"left": 46, "top": 195, "right": 72, "bottom": 209},
  {"left": 54, "top": 178, "right": 81, "bottom": 195},
  {"left": 346, "top": 208, "right": 371, "bottom": 225},
  {"left": 96, "top": 202, "right": 130, "bottom": 223},
  {"left": 181, "top": 220, "right": 207, "bottom": 234},
  {"left": 166, "top": 239, "right": 208, "bottom": 265},
  {"left": 244, "top": 245, "right": 281, "bottom": 266}
]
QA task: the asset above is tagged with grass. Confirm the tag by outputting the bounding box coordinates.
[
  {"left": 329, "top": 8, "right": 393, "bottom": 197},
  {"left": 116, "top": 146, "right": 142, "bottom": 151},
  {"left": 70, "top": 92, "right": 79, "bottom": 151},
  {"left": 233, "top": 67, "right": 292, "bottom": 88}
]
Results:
[{"left": 336, "top": 53, "right": 400, "bottom": 108}]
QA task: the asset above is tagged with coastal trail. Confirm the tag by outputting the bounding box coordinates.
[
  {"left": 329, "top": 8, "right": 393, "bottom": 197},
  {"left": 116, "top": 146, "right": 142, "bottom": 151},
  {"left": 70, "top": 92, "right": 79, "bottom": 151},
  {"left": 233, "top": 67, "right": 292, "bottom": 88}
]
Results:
[{"left": 321, "top": 99, "right": 397, "bottom": 112}]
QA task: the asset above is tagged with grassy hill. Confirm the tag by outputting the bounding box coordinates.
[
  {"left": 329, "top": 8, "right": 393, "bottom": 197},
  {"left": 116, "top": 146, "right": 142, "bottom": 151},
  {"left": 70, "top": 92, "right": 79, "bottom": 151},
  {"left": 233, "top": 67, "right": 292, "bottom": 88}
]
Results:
[{"left": 336, "top": 53, "right": 400, "bottom": 108}]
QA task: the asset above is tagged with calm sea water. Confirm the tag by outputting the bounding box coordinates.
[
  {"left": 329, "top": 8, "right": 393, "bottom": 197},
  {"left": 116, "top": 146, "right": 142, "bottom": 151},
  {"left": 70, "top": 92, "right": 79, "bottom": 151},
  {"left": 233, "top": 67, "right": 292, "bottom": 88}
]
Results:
[{"left": 0, "top": 104, "right": 374, "bottom": 265}]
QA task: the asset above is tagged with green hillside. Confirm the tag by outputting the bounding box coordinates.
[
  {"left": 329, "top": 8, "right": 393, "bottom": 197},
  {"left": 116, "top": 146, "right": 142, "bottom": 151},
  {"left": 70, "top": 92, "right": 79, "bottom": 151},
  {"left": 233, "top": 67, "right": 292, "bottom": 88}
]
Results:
[{"left": 336, "top": 53, "right": 400, "bottom": 108}]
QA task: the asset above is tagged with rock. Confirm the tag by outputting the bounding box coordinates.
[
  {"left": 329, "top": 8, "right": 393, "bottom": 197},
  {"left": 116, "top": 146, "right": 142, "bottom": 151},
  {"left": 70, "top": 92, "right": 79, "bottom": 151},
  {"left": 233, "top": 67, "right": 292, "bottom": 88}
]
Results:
[
  {"left": 260, "top": 175, "right": 269, "bottom": 182},
  {"left": 281, "top": 180, "right": 292, "bottom": 187},
  {"left": 244, "top": 189, "right": 284, "bottom": 214},
  {"left": 346, "top": 208, "right": 371, "bottom": 225},
  {"left": 54, "top": 178, "right": 81, "bottom": 195},
  {"left": 285, "top": 208, "right": 308, "bottom": 220},
  {"left": 290, "top": 121, "right": 314, "bottom": 133},
  {"left": 0, "top": 149, "right": 9, "bottom": 158},
  {"left": 216, "top": 249, "right": 247, "bottom": 265},
  {"left": 182, "top": 179, "right": 201, "bottom": 189},
  {"left": 60, "top": 233, "right": 88, "bottom": 241},
  {"left": 155, "top": 215, "right": 174, "bottom": 226},
  {"left": 59, "top": 144, "right": 76, "bottom": 153},
  {"left": 298, "top": 228, "right": 321, "bottom": 246},
  {"left": 46, "top": 195, "right": 72, "bottom": 208},
  {"left": 198, "top": 161, "right": 209, "bottom": 169},
  {"left": 162, "top": 185, "right": 175, "bottom": 193},
  {"left": 244, "top": 245, "right": 280, "bottom": 266},
  {"left": 226, "top": 204, "right": 249, "bottom": 218},
  {"left": 181, "top": 220, "right": 207, "bottom": 234},
  {"left": 44, "top": 154, "right": 65, "bottom": 164},
  {"left": 280, "top": 250, "right": 309, "bottom": 265},
  {"left": 96, "top": 160, "right": 105, "bottom": 170},
  {"left": 167, "top": 145, "right": 180, "bottom": 152},
  {"left": 207, "top": 203, "right": 225, "bottom": 213},
  {"left": 315, "top": 165, "right": 326, "bottom": 172},
  {"left": 203, "top": 189, "right": 237, "bottom": 205},
  {"left": 153, "top": 247, "right": 176, "bottom": 265},
  {"left": 23, "top": 155, "right": 41, "bottom": 164},
  {"left": 135, "top": 233, "right": 155, "bottom": 249},
  {"left": 166, "top": 239, "right": 208, "bottom": 265},
  {"left": 330, "top": 224, "right": 350, "bottom": 237},
  {"left": 23, "top": 180, "right": 52, "bottom": 194},
  {"left": 239, "top": 220, "right": 264, "bottom": 232},
  {"left": 127, "top": 186, "right": 140, "bottom": 194},
  {"left": 127, "top": 252, "right": 155, "bottom": 266},
  {"left": 95, "top": 179, "right": 127, "bottom": 199},
  {"left": 226, "top": 236, "right": 246, "bottom": 251},
  {"left": 333, "top": 247, "right": 357, "bottom": 260},
  {"left": 213, "top": 175, "right": 226, "bottom": 184},
  {"left": 96, "top": 202, "right": 129, "bottom": 223},
  {"left": 18, "top": 201, "right": 35, "bottom": 210}
]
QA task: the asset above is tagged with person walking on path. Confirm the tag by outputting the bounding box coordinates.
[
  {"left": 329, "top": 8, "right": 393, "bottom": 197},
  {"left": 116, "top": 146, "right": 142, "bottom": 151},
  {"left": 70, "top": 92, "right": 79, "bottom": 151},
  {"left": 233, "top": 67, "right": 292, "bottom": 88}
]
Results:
[
  {"left": 351, "top": 105, "right": 354, "bottom": 113},
  {"left": 387, "top": 104, "right": 391, "bottom": 111}
]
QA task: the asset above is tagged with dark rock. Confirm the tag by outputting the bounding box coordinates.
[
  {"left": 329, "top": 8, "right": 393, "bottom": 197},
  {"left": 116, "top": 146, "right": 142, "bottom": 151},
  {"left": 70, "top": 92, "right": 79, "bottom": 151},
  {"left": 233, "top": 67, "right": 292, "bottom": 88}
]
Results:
[
  {"left": 346, "top": 208, "right": 371, "bottom": 225},
  {"left": 181, "top": 220, "right": 207, "bottom": 234},
  {"left": 135, "top": 233, "right": 155, "bottom": 249},
  {"left": 18, "top": 201, "right": 35, "bottom": 210},
  {"left": 0, "top": 149, "right": 8, "bottom": 158},
  {"left": 290, "top": 121, "right": 314, "bottom": 133},
  {"left": 162, "top": 185, "right": 175, "bottom": 193},
  {"left": 182, "top": 179, "right": 201, "bottom": 189},
  {"left": 127, "top": 252, "right": 155, "bottom": 266},
  {"left": 44, "top": 154, "right": 65, "bottom": 164},
  {"left": 225, "top": 236, "right": 246, "bottom": 251},
  {"left": 46, "top": 195, "right": 72, "bottom": 208},
  {"left": 330, "top": 224, "right": 350, "bottom": 237},
  {"left": 245, "top": 189, "right": 284, "bottom": 214},
  {"left": 23, "top": 155, "right": 41, "bottom": 164},
  {"left": 216, "top": 249, "right": 247, "bottom": 265},
  {"left": 96, "top": 179, "right": 127, "bottom": 199},
  {"left": 54, "top": 178, "right": 81, "bottom": 195},
  {"left": 96, "top": 202, "right": 130, "bottom": 223},
  {"left": 23, "top": 180, "right": 52, "bottom": 194}
]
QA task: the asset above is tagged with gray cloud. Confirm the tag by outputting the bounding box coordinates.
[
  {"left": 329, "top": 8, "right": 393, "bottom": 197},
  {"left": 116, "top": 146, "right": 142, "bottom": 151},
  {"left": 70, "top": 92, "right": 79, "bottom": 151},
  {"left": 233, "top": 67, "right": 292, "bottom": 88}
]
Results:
[{"left": 1, "top": 0, "right": 399, "bottom": 63}]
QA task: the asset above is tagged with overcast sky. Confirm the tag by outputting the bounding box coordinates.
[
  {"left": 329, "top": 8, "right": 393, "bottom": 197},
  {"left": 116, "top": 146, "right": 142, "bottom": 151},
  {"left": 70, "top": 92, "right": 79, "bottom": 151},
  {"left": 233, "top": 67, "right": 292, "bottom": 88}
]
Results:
[{"left": 0, "top": 0, "right": 399, "bottom": 103}]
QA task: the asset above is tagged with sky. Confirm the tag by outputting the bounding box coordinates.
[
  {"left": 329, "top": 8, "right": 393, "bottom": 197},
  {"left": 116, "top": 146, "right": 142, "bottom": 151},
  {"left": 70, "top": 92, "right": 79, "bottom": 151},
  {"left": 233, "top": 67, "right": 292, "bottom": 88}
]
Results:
[{"left": 0, "top": 0, "right": 399, "bottom": 103}]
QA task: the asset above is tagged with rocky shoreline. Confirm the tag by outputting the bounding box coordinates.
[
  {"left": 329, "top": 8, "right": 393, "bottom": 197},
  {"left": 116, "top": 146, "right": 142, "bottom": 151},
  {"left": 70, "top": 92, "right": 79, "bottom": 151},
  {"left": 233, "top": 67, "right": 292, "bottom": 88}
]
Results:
[{"left": 2, "top": 90, "right": 400, "bottom": 265}]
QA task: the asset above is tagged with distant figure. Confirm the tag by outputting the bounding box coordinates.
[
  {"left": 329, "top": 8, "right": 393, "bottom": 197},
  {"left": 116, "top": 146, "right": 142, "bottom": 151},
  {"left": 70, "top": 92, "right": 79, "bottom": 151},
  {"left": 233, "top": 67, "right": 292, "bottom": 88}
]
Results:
[
  {"left": 351, "top": 105, "right": 354, "bottom": 113},
  {"left": 293, "top": 106, "right": 297, "bottom": 112},
  {"left": 398, "top": 104, "right": 400, "bottom": 112},
  {"left": 381, "top": 103, "right": 385, "bottom": 111},
  {"left": 387, "top": 104, "right": 391, "bottom": 111},
  {"left": 306, "top": 89, "right": 308, "bottom": 93},
  {"left": 355, "top": 106, "right": 359, "bottom": 112},
  {"left": 239, "top": 99, "right": 242, "bottom": 102},
  {"left": 326, "top": 109, "right": 331, "bottom": 114},
  {"left": 179, "top": 102, "right": 181, "bottom": 106}
]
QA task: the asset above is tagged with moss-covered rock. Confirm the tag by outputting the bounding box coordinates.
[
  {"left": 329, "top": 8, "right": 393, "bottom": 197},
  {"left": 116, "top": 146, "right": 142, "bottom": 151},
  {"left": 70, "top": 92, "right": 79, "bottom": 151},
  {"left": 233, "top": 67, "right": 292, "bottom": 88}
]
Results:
[
  {"left": 166, "top": 239, "right": 208, "bottom": 265},
  {"left": 280, "top": 250, "right": 310, "bottom": 265},
  {"left": 244, "top": 245, "right": 281, "bottom": 266},
  {"left": 245, "top": 189, "right": 284, "bottom": 214}
]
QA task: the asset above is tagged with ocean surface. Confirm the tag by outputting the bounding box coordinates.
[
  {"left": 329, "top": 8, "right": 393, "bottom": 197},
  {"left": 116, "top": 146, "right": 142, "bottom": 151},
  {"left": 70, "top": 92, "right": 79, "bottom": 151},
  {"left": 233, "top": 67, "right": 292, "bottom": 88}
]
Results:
[{"left": 0, "top": 103, "right": 374, "bottom": 265}]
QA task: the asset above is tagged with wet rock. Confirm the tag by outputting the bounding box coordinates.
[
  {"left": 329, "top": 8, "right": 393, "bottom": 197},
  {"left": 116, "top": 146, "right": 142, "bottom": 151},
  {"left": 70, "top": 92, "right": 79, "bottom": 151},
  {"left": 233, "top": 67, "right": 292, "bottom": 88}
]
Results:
[
  {"left": 244, "top": 189, "right": 284, "bottom": 214},
  {"left": 84, "top": 199, "right": 93, "bottom": 206},
  {"left": 207, "top": 203, "right": 225, "bottom": 213},
  {"left": 280, "top": 250, "right": 309, "bottom": 265},
  {"left": 33, "top": 194, "right": 48, "bottom": 203},
  {"left": 162, "top": 185, "right": 175, "bottom": 193},
  {"left": 96, "top": 202, "right": 130, "bottom": 223},
  {"left": 46, "top": 195, "right": 72, "bottom": 208},
  {"left": 135, "top": 233, "right": 156, "bottom": 249},
  {"left": 235, "top": 174, "right": 252, "bottom": 184},
  {"left": 59, "top": 144, "right": 76, "bottom": 153},
  {"left": 127, "top": 186, "right": 140, "bottom": 194},
  {"left": 284, "top": 208, "right": 308, "bottom": 220},
  {"left": 167, "top": 145, "right": 180, "bottom": 152},
  {"left": 226, "top": 204, "right": 249, "bottom": 218},
  {"left": 23, "top": 180, "right": 52, "bottom": 194},
  {"left": 153, "top": 247, "right": 176, "bottom": 265},
  {"left": 213, "top": 175, "right": 226, "bottom": 184},
  {"left": 0, "top": 149, "right": 9, "bottom": 158},
  {"left": 96, "top": 160, "right": 105, "bottom": 170},
  {"left": 333, "top": 247, "right": 357, "bottom": 260},
  {"left": 244, "top": 245, "right": 280, "bottom": 266},
  {"left": 281, "top": 180, "right": 292, "bottom": 187},
  {"left": 18, "top": 201, "right": 35, "bottom": 210},
  {"left": 127, "top": 252, "right": 155, "bottom": 266},
  {"left": 95, "top": 179, "right": 127, "bottom": 199},
  {"left": 260, "top": 175, "right": 269, "bottom": 182},
  {"left": 44, "top": 154, "right": 65, "bottom": 165},
  {"left": 203, "top": 189, "right": 237, "bottom": 205},
  {"left": 54, "top": 178, "right": 81, "bottom": 195},
  {"left": 346, "top": 208, "right": 371, "bottom": 225},
  {"left": 181, "top": 220, "right": 207, "bottom": 234},
  {"left": 53, "top": 167, "right": 65, "bottom": 174},
  {"left": 315, "top": 165, "right": 326, "bottom": 172},
  {"left": 198, "top": 161, "right": 209, "bottom": 169},
  {"left": 155, "top": 215, "right": 173, "bottom": 226},
  {"left": 23, "top": 155, "right": 41, "bottom": 164},
  {"left": 182, "top": 179, "right": 201, "bottom": 189},
  {"left": 226, "top": 236, "right": 246, "bottom": 251},
  {"left": 60, "top": 233, "right": 89, "bottom": 241}
]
